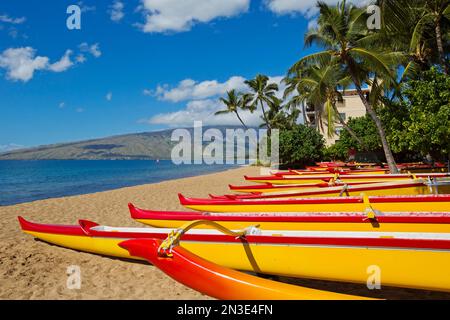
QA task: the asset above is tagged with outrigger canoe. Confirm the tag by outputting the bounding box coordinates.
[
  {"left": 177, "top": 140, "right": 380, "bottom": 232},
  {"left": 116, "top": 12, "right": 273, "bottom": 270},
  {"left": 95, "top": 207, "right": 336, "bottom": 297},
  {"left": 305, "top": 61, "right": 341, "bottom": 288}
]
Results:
[
  {"left": 128, "top": 203, "right": 450, "bottom": 233},
  {"left": 213, "top": 180, "right": 432, "bottom": 199},
  {"left": 229, "top": 181, "right": 371, "bottom": 193},
  {"left": 178, "top": 194, "right": 450, "bottom": 213},
  {"left": 119, "top": 238, "right": 370, "bottom": 300},
  {"left": 274, "top": 168, "right": 389, "bottom": 176},
  {"left": 19, "top": 216, "right": 450, "bottom": 292},
  {"left": 245, "top": 173, "right": 449, "bottom": 185}
]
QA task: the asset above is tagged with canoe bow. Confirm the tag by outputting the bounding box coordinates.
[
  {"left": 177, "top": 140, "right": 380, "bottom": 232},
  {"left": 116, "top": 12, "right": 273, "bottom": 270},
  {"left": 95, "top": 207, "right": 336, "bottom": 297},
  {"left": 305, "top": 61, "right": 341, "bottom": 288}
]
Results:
[{"left": 119, "top": 238, "right": 373, "bottom": 300}]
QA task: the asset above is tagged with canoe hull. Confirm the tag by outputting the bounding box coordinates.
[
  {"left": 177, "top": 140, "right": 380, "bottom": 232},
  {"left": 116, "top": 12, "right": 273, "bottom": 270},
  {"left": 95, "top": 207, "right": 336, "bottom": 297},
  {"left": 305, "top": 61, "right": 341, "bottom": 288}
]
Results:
[
  {"left": 120, "top": 239, "right": 369, "bottom": 300},
  {"left": 129, "top": 204, "right": 450, "bottom": 232},
  {"left": 19, "top": 217, "right": 450, "bottom": 292},
  {"left": 23, "top": 230, "right": 142, "bottom": 260},
  {"left": 180, "top": 195, "right": 450, "bottom": 213},
  {"left": 223, "top": 182, "right": 433, "bottom": 199},
  {"left": 245, "top": 173, "right": 450, "bottom": 185},
  {"left": 187, "top": 241, "right": 450, "bottom": 293},
  {"left": 135, "top": 218, "right": 450, "bottom": 233}
]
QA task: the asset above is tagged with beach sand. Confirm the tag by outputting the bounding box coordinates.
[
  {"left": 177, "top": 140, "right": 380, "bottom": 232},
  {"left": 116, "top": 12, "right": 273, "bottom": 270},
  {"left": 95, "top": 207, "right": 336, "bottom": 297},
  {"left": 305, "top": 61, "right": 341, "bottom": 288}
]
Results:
[{"left": 1, "top": 166, "right": 450, "bottom": 300}]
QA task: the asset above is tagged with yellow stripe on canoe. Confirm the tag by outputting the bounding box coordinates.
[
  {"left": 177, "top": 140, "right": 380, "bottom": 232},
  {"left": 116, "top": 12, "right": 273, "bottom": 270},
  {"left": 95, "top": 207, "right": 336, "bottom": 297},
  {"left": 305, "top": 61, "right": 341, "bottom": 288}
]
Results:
[
  {"left": 135, "top": 219, "right": 450, "bottom": 233},
  {"left": 25, "top": 230, "right": 450, "bottom": 292},
  {"left": 183, "top": 201, "right": 450, "bottom": 213}
]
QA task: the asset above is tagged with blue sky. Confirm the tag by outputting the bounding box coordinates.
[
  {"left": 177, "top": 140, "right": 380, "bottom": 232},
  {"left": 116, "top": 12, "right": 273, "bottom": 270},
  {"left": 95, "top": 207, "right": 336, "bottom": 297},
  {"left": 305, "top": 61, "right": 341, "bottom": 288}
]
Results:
[{"left": 0, "top": 0, "right": 336, "bottom": 150}]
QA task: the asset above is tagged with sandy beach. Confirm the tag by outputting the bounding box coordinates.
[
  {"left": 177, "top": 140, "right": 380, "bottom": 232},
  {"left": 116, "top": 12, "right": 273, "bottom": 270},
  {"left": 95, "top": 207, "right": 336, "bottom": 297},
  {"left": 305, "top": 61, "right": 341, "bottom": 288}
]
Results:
[
  {"left": 0, "top": 166, "right": 260, "bottom": 300},
  {"left": 1, "top": 166, "right": 450, "bottom": 300}
]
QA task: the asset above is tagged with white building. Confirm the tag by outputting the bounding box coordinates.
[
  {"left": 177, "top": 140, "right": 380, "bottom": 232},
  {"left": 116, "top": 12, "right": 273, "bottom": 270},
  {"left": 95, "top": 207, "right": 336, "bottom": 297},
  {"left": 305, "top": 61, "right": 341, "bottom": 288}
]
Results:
[{"left": 305, "top": 88, "right": 369, "bottom": 146}]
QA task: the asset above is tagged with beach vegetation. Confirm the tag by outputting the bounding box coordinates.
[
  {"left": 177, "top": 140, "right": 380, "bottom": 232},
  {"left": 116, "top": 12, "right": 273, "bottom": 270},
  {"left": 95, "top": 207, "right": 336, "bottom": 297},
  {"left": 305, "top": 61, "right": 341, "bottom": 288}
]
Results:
[
  {"left": 380, "top": 68, "right": 450, "bottom": 162},
  {"left": 278, "top": 124, "right": 325, "bottom": 167},
  {"left": 214, "top": 0, "right": 449, "bottom": 167}
]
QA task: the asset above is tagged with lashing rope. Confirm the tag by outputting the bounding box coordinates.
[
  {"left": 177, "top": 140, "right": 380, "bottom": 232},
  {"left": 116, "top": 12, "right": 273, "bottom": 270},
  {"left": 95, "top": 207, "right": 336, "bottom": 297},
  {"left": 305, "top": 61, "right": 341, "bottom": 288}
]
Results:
[{"left": 158, "top": 220, "right": 260, "bottom": 257}]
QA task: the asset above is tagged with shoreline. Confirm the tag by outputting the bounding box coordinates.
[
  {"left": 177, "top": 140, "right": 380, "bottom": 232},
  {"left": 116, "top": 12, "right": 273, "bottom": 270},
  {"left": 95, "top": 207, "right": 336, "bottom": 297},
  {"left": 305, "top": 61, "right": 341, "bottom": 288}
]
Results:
[
  {"left": 0, "top": 161, "right": 244, "bottom": 207},
  {"left": 0, "top": 166, "right": 260, "bottom": 299},
  {"left": 2, "top": 165, "right": 450, "bottom": 300}
]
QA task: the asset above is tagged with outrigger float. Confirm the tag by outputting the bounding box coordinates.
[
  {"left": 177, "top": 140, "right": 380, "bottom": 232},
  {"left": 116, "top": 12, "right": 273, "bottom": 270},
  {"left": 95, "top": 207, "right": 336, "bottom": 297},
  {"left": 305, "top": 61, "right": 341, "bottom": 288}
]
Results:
[
  {"left": 178, "top": 194, "right": 450, "bottom": 213},
  {"left": 229, "top": 181, "right": 370, "bottom": 193},
  {"left": 244, "top": 173, "right": 450, "bottom": 185},
  {"left": 19, "top": 217, "right": 450, "bottom": 292},
  {"left": 119, "top": 238, "right": 372, "bottom": 300},
  {"left": 128, "top": 203, "right": 450, "bottom": 233},
  {"left": 273, "top": 168, "right": 389, "bottom": 176},
  {"left": 213, "top": 180, "right": 434, "bottom": 199}
]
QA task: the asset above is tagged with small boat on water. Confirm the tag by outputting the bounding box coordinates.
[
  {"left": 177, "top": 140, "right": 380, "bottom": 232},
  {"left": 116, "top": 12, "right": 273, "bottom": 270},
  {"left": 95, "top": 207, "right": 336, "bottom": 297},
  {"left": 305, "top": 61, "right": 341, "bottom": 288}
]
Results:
[
  {"left": 178, "top": 194, "right": 450, "bottom": 213},
  {"left": 128, "top": 203, "right": 450, "bottom": 233},
  {"left": 19, "top": 216, "right": 450, "bottom": 292},
  {"left": 245, "top": 173, "right": 450, "bottom": 185},
  {"left": 119, "top": 238, "right": 370, "bottom": 300},
  {"left": 213, "top": 180, "right": 433, "bottom": 199}
]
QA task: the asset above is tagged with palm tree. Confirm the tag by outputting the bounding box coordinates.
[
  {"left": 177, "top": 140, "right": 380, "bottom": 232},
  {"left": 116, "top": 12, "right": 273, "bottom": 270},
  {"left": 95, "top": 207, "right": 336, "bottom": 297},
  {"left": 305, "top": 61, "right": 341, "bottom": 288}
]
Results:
[
  {"left": 291, "top": 0, "right": 401, "bottom": 173},
  {"left": 287, "top": 57, "right": 367, "bottom": 148},
  {"left": 244, "top": 75, "right": 279, "bottom": 132},
  {"left": 284, "top": 71, "right": 310, "bottom": 126},
  {"left": 411, "top": 0, "right": 450, "bottom": 74},
  {"left": 377, "top": 0, "right": 449, "bottom": 78},
  {"left": 215, "top": 90, "right": 248, "bottom": 129},
  {"left": 376, "top": 0, "right": 433, "bottom": 80}
]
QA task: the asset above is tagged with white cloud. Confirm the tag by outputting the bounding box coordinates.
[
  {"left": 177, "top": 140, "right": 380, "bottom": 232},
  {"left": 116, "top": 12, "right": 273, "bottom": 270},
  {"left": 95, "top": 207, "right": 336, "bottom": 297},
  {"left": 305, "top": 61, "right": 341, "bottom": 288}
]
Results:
[
  {"left": 48, "top": 50, "right": 74, "bottom": 72},
  {"left": 153, "top": 76, "right": 248, "bottom": 102},
  {"left": 142, "top": 89, "right": 153, "bottom": 96},
  {"left": 143, "top": 98, "right": 264, "bottom": 127},
  {"left": 76, "top": 108, "right": 84, "bottom": 113},
  {"left": 138, "top": 0, "right": 250, "bottom": 33},
  {"left": 77, "top": 1, "right": 96, "bottom": 13},
  {"left": 0, "top": 143, "right": 25, "bottom": 152},
  {"left": 264, "top": 0, "right": 373, "bottom": 16},
  {"left": 109, "top": 1, "right": 125, "bottom": 22},
  {"left": 265, "top": 0, "right": 325, "bottom": 16},
  {"left": 59, "top": 102, "right": 65, "bottom": 108},
  {"left": 76, "top": 54, "right": 86, "bottom": 63},
  {"left": 0, "top": 47, "right": 49, "bottom": 82},
  {"left": 79, "top": 42, "right": 102, "bottom": 58},
  {"left": 0, "top": 47, "right": 81, "bottom": 82},
  {"left": 153, "top": 75, "right": 285, "bottom": 102},
  {"left": 141, "top": 75, "right": 285, "bottom": 127},
  {"left": 0, "top": 14, "right": 26, "bottom": 24},
  {"left": 106, "top": 92, "right": 113, "bottom": 101},
  {"left": 308, "top": 18, "right": 318, "bottom": 30}
]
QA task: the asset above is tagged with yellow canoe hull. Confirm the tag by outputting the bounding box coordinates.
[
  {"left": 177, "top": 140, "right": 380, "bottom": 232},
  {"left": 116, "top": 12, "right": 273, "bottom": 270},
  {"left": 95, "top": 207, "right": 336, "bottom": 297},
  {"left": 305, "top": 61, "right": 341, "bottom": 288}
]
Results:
[
  {"left": 253, "top": 186, "right": 431, "bottom": 197},
  {"left": 183, "top": 201, "right": 450, "bottom": 213},
  {"left": 248, "top": 176, "right": 429, "bottom": 185},
  {"left": 135, "top": 218, "right": 450, "bottom": 233},
  {"left": 24, "top": 230, "right": 144, "bottom": 260},
  {"left": 24, "top": 230, "right": 450, "bottom": 292},
  {"left": 233, "top": 185, "right": 430, "bottom": 194}
]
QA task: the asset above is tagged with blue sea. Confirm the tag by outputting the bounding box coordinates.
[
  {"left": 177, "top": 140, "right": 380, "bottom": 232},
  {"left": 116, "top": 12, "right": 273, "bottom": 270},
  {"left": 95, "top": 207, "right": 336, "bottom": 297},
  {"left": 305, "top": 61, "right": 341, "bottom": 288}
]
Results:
[{"left": 0, "top": 160, "right": 238, "bottom": 206}]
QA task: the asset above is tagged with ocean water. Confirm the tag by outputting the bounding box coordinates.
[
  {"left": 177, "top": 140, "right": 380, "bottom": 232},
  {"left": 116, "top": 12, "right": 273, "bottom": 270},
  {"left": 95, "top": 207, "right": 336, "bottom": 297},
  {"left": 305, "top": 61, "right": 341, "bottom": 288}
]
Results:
[{"left": 0, "top": 160, "right": 238, "bottom": 206}]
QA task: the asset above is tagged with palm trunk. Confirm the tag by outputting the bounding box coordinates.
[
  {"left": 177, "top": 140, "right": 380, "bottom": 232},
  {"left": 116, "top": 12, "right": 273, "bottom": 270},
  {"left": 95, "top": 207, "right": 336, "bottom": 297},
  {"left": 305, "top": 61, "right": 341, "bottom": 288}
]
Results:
[
  {"left": 301, "top": 102, "right": 308, "bottom": 126},
  {"left": 260, "top": 100, "right": 272, "bottom": 134},
  {"left": 234, "top": 111, "right": 248, "bottom": 130},
  {"left": 332, "top": 103, "right": 368, "bottom": 150},
  {"left": 352, "top": 81, "right": 399, "bottom": 173},
  {"left": 435, "top": 18, "right": 448, "bottom": 74}
]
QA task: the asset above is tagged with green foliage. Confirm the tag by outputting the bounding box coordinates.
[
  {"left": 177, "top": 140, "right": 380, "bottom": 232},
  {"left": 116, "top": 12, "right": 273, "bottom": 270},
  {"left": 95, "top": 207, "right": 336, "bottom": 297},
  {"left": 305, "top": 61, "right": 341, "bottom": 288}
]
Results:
[
  {"left": 324, "top": 115, "right": 384, "bottom": 161},
  {"left": 279, "top": 124, "right": 326, "bottom": 166},
  {"left": 336, "top": 116, "right": 382, "bottom": 152},
  {"left": 381, "top": 68, "right": 450, "bottom": 160},
  {"left": 323, "top": 143, "right": 348, "bottom": 161}
]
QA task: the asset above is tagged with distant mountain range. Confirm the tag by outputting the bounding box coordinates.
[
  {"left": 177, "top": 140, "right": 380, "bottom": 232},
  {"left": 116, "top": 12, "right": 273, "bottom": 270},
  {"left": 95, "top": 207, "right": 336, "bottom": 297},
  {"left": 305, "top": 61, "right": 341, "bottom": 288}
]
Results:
[{"left": 0, "top": 126, "right": 254, "bottom": 160}]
